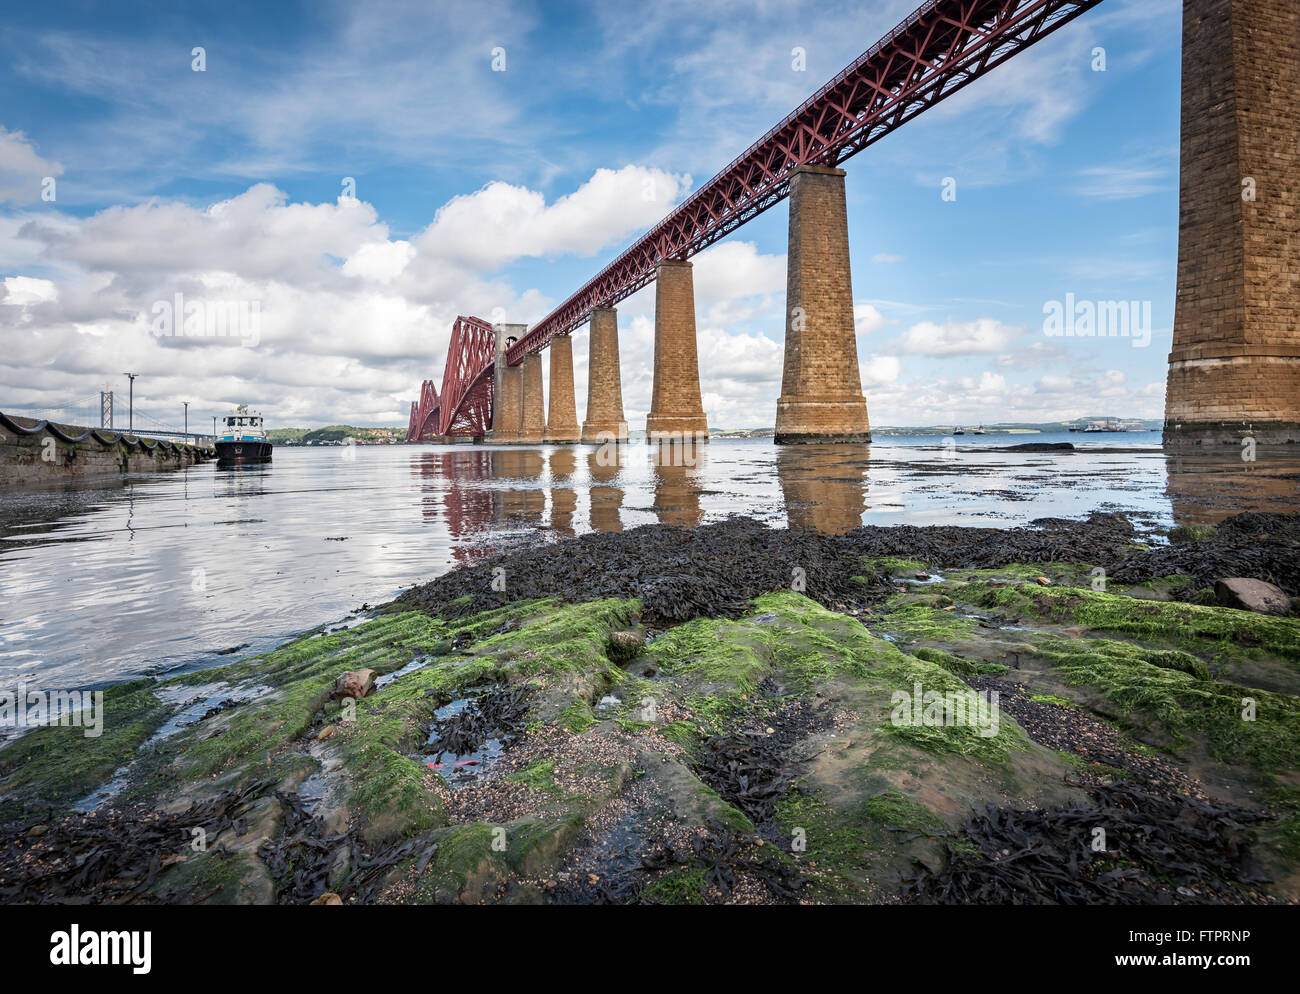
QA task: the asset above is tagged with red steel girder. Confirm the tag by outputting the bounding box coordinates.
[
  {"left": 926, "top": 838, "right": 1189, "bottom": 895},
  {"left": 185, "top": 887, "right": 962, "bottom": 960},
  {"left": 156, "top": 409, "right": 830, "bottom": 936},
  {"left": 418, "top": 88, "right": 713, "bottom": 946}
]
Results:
[
  {"left": 437, "top": 315, "right": 496, "bottom": 436},
  {"left": 407, "top": 378, "right": 443, "bottom": 441},
  {"left": 406, "top": 400, "right": 420, "bottom": 442},
  {"left": 507, "top": 0, "right": 1104, "bottom": 365}
]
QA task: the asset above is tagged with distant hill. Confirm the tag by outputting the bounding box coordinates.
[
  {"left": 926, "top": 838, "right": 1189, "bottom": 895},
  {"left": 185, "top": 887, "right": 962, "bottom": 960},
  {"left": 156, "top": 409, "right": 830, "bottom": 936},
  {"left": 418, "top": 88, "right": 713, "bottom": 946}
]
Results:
[{"left": 268, "top": 425, "right": 406, "bottom": 445}]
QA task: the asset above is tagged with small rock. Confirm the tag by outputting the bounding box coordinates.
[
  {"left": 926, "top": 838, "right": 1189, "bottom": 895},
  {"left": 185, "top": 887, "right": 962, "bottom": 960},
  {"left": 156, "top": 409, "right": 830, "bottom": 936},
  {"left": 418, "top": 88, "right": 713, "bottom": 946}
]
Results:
[
  {"left": 1034, "top": 576, "right": 1051, "bottom": 586},
  {"left": 1215, "top": 578, "right": 1290, "bottom": 616},
  {"left": 587, "top": 873, "right": 600, "bottom": 884},
  {"left": 27, "top": 824, "right": 48, "bottom": 838},
  {"left": 607, "top": 630, "right": 645, "bottom": 661},
  {"left": 334, "top": 669, "right": 377, "bottom": 700},
  {"left": 310, "top": 892, "right": 343, "bottom": 905},
  {"left": 316, "top": 725, "right": 336, "bottom": 741}
]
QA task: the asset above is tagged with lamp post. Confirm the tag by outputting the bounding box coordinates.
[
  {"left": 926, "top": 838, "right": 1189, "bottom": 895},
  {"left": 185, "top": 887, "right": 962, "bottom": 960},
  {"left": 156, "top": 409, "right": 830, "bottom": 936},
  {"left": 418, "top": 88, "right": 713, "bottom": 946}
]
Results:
[
  {"left": 124, "top": 373, "right": 137, "bottom": 431},
  {"left": 183, "top": 401, "right": 188, "bottom": 438}
]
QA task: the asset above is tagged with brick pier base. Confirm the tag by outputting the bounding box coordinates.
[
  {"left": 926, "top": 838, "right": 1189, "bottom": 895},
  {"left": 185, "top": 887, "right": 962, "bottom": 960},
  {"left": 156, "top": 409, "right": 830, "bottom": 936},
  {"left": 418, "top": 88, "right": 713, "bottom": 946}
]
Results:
[
  {"left": 1164, "top": 0, "right": 1300, "bottom": 448},
  {"left": 545, "top": 334, "right": 581, "bottom": 443},
  {"left": 774, "top": 165, "right": 871, "bottom": 445},
  {"left": 580, "top": 307, "right": 629, "bottom": 444},
  {"left": 487, "top": 323, "right": 525, "bottom": 443},
  {"left": 519, "top": 354, "right": 545, "bottom": 443},
  {"left": 645, "top": 260, "right": 709, "bottom": 443},
  {"left": 490, "top": 364, "right": 523, "bottom": 443}
]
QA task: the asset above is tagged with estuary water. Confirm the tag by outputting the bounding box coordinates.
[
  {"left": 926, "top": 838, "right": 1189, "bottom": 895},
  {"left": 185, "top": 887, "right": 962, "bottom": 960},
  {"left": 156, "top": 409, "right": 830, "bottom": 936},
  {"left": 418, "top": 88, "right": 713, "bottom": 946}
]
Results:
[{"left": 1, "top": 431, "right": 1297, "bottom": 691}]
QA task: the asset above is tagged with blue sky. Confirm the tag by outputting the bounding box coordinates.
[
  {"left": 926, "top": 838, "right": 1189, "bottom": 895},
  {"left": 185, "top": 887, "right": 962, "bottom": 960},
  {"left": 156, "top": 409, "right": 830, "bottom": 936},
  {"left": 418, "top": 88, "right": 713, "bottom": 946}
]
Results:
[{"left": 0, "top": 0, "right": 1182, "bottom": 429}]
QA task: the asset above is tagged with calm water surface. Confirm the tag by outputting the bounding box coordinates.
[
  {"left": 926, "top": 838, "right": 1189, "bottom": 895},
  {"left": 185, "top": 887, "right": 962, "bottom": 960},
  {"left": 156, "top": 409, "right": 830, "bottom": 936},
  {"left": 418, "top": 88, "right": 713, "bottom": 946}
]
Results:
[{"left": 1, "top": 432, "right": 1297, "bottom": 690}]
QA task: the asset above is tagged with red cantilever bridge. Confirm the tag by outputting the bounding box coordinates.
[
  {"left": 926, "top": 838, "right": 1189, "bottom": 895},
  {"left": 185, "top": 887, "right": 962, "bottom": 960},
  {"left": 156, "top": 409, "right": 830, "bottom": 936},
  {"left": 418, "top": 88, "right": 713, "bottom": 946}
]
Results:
[
  {"left": 408, "top": 0, "right": 1107, "bottom": 443},
  {"left": 410, "top": 0, "right": 1300, "bottom": 449}
]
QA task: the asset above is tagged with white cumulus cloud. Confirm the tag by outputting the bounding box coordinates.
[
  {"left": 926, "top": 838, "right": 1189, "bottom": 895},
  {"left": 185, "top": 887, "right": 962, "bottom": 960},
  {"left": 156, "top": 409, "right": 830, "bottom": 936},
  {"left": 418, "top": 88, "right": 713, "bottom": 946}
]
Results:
[{"left": 893, "top": 318, "right": 1022, "bottom": 356}]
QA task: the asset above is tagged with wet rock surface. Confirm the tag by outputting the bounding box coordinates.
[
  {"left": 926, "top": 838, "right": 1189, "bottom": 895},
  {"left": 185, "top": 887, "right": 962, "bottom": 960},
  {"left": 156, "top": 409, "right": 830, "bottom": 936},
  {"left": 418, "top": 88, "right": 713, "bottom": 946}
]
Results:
[
  {"left": 2, "top": 511, "right": 1298, "bottom": 905},
  {"left": 1215, "top": 577, "right": 1292, "bottom": 616},
  {"left": 334, "top": 669, "right": 377, "bottom": 700}
]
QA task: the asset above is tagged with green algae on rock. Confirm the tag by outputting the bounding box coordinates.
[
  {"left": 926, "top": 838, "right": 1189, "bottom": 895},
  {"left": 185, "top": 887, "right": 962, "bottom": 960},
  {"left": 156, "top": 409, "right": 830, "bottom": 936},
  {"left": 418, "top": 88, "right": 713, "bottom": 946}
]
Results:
[{"left": 3, "top": 512, "right": 1297, "bottom": 905}]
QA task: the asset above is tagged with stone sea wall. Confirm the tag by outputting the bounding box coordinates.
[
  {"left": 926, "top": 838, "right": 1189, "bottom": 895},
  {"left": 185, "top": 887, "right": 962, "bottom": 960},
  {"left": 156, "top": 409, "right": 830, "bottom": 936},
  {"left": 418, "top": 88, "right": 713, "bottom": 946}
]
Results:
[{"left": 0, "top": 412, "right": 214, "bottom": 487}]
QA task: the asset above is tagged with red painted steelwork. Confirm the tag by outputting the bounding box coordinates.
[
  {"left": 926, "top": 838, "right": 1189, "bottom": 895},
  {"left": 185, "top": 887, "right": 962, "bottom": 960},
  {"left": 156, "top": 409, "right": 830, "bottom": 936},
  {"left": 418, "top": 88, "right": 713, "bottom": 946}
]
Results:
[
  {"left": 408, "top": 316, "right": 498, "bottom": 439},
  {"left": 407, "top": 379, "right": 441, "bottom": 441},
  {"left": 506, "top": 0, "right": 1104, "bottom": 365},
  {"left": 437, "top": 315, "right": 496, "bottom": 437}
]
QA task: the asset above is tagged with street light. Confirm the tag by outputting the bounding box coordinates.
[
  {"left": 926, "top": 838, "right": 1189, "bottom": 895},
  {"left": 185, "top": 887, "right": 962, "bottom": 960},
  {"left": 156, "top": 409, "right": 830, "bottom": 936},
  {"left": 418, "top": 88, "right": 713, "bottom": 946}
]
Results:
[
  {"left": 183, "top": 401, "right": 188, "bottom": 438},
  {"left": 124, "top": 373, "right": 138, "bottom": 431}
]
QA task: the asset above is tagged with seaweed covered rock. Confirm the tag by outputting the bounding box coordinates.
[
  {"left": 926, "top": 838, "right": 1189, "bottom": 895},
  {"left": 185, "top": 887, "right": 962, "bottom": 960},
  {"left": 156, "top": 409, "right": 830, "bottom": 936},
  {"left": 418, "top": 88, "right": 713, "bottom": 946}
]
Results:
[{"left": 3, "top": 512, "right": 1298, "bottom": 906}]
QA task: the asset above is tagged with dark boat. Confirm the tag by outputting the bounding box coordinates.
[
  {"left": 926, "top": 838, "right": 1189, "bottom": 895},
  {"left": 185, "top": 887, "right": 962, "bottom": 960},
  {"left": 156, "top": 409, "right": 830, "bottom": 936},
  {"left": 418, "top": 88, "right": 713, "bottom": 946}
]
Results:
[{"left": 215, "top": 405, "right": 272, "bottom": 465}]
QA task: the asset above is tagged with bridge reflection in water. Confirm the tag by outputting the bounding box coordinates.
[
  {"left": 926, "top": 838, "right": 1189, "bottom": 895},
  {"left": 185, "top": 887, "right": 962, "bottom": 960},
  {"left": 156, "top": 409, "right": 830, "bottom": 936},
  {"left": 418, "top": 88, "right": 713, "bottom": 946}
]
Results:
[
  {"left": 1165, "top": 448, "right": 1300, "bottom": 528},
  {"left": 777, "top": 444, "right": 871, "bottom": 534},
  {"left": 411, "top": 438, "right": 1299, "bottom": 550},
  {"left": 8, "top": 439, "right": 1298, "bottom": 691},
  {"left": 413, "top": 440, "right": 872, "bottom": 540},
  {"left": 588, "top": 446, "right": 624, "bottom": 533}
]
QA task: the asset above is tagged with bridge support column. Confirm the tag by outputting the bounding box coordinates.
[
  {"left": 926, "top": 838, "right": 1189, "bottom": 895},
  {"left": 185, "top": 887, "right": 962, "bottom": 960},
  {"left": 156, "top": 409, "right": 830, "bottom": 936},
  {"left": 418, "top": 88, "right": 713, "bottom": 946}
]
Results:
[
  {"left": 488, "top": 323, "right": 526, "bottom": 443},
  {"left": 519, "top": 354, "right": 545, "bottom": 443},
  {"left": 491, "top": 365, "right": 523, "bottom": 443},
  {"left": 775, "top": 165, "right": 871, "bottom": 444},
  {"left": 580, "top": 307, "right": 629, "bottom": 444},
  {"left": 1164, "top": 0, "right": 1300, "bottom": 447},
  {"left": 545, "top": 335, "right": 581, "bottom": 442},
  {"left": 645, "top": 260, "right": 708, "bottom": 443}
]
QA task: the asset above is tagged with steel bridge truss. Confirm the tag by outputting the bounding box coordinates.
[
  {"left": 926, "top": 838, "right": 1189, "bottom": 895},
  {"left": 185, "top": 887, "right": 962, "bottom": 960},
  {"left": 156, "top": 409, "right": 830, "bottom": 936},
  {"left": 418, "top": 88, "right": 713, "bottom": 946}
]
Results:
[
  {"left": 408, "top": 314, "right": 497, "bottom": 440},
  {"left": 506, "top": 0, "right": 1103, "bottom": 365},
  {"left": 410, "top": 0, "right": 1106, "bottom": 435}
]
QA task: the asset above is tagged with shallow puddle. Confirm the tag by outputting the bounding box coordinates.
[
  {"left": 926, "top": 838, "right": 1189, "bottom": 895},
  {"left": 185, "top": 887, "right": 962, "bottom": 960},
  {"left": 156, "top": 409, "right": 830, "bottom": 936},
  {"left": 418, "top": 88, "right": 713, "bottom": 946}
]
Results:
[
  {"left": 423, "top": 697, "right": 506, "bottom": 787},
  {"left": 375, "top": 655, "right": 431, "bottom": 690}
]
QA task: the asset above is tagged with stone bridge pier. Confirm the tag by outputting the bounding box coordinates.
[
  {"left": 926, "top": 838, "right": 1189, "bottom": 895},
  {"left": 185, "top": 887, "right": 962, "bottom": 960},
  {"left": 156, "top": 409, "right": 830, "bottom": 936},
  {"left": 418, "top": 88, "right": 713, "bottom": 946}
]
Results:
[
  {"left": 775, "top": 165, "right": 871, "bottom": 444},
  {"left": 519, "top": 354, "right": 545, "bottom": 443},
  {"left": 1164, "top": 0, "right": 1300, "bottom": 446},
  {"left": 646, "top": 260, "right": 709, "bottom": 443},
  {"left": 545, "top": 334, "right": 581, "bottom": 443},
  {"left": 488, "top": 323, "right": 527, "bottom": 444},
  {"left": 581, "top": 307, "right": 630, "bottom": 444}
]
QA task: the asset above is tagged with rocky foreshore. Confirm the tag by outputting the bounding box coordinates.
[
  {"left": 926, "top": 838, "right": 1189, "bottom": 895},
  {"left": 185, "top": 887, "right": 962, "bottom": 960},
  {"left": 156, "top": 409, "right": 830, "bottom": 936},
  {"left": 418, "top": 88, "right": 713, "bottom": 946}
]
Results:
[{"left": 2, "top": 512, "right": 1298, "bottom": 904}]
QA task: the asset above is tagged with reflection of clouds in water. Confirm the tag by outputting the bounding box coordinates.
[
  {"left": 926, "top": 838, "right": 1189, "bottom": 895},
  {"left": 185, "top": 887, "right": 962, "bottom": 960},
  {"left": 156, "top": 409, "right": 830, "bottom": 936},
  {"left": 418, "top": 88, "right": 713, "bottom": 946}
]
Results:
[{"left": 2, "top": 433, "right": 1295, "bottom": 690}]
